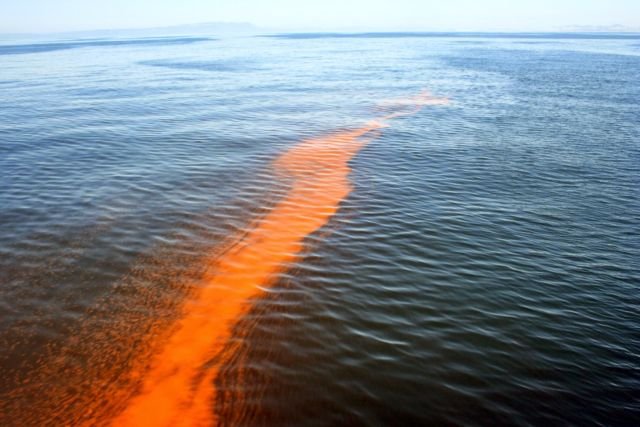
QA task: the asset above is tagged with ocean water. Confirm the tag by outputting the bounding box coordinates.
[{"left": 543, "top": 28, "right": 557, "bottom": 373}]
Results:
[{"left": 0, "top": 33, "right": 639, "bottom": 426}]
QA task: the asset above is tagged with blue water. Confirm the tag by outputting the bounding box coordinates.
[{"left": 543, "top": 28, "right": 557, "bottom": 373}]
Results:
[{"left": 1, "top": 33, "right": 639, "bottom": 426}]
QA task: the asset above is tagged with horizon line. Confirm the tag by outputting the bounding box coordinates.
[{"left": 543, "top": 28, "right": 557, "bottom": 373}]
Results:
[{"left": 2, "top": 21, "right": 640, "bottom": 38}]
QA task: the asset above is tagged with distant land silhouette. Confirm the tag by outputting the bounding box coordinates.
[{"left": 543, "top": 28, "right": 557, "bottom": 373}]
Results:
[
  {"left": 0, "top": 21, "right": 260, "bottom": 40},
  {"left": 3, "top": 21, "right": 640, "bottom": 41}
]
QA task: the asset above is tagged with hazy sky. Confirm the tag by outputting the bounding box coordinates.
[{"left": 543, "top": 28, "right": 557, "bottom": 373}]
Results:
[{"left": 2, "top": 0, "right": 640, "bottom": 33}]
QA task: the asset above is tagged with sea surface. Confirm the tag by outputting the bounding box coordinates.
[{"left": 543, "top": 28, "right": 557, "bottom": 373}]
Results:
[{"left": 1, "top": 32, "right": 639, "bottom": 426}]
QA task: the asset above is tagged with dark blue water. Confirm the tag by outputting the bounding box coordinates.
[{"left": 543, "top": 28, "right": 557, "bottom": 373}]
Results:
[
  {"left": 1, "top": 33, "right": 639, "bottom": 426},
  {"left": 0, "top": 37, "right": 211, "bottom": 55}
]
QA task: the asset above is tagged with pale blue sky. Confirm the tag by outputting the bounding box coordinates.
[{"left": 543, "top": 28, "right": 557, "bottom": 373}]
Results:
[{"left": 2, "top": 0, "right": 640, "bottom": 33}]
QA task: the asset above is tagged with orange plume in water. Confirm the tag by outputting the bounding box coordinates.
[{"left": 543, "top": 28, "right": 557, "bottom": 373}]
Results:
[{"left": 111, "top": 91, "right": 449, "bottom": 427}]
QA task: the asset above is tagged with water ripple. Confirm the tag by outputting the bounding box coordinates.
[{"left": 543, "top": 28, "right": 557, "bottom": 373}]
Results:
[{"left": 1, "top": 34, "right": 639, "bottom": 426}]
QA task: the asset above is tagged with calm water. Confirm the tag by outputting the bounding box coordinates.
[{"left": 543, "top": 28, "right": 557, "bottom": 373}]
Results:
[{"left": 1, "top": 33, "right": 639, "bottom": 426}]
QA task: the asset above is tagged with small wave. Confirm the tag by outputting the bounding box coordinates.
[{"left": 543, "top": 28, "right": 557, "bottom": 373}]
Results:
[{"left": 139, "top": 59, "right": 252, "bottom": 72}]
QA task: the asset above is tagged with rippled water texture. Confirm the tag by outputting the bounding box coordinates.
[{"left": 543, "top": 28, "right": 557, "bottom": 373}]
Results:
[{"left": 1, "top": 33, "right": 639, "bottom": 426}]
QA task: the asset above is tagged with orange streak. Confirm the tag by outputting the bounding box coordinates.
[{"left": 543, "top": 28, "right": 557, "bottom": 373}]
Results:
[{"left": 112, "top": 91, "right": 449, "bottom": 427}]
